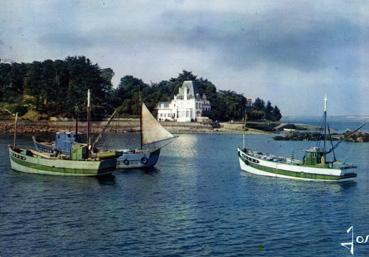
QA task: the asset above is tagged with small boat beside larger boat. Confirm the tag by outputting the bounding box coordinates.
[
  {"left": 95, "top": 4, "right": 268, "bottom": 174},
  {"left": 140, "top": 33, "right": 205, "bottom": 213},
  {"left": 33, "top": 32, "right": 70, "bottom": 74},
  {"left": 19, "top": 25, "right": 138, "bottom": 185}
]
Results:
[
  {"left": 238, "top": 97, "right": 357, "bottom": 182},
  {"left": 33, "top": 102, "right": 176, "bottom": 169}
]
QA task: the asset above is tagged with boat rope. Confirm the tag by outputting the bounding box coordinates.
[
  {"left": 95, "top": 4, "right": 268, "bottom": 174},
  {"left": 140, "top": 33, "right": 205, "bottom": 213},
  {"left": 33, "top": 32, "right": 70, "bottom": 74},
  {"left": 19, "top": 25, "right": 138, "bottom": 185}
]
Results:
[
  {"left": 327, "top": 124, "right": 336, "bottom": 161},
  {"left": 91, "top": 109, "right": 118, "bottom": 150},
  {"left": 325, "top": 120, "right": 369, "bottom": 154}
]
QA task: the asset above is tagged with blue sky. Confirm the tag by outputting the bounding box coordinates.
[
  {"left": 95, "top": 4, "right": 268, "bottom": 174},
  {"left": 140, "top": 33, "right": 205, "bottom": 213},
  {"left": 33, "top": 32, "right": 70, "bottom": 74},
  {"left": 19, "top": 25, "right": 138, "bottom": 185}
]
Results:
[{"left": 1, "top": 0, "right": 369, "bottom": 116}]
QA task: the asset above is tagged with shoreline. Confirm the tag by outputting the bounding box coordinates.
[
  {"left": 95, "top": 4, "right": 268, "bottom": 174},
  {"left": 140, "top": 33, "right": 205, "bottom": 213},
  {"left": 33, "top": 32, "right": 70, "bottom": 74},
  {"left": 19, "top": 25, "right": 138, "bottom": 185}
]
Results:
[{"left": 0, "top": 119, "right": 269, "bottom": 135}]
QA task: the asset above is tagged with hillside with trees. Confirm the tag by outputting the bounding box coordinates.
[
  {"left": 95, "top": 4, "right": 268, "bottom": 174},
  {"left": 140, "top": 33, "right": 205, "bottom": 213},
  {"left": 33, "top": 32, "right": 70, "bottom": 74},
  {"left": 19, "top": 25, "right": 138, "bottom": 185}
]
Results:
[{"left": 0, "top": 56, "right": 282, "bottom": 122}]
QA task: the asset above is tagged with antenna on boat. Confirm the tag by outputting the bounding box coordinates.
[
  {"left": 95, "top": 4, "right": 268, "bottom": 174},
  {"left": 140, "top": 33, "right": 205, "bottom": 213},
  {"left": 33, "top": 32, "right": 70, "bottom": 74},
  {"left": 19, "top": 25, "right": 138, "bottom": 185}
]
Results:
[
  {"left": 87, "top": 89, "right": 91, "bottom": 152},
  {"left": 13, "top": 112, "right": 18, "bottom": 148},
  {"left": 323, "top": 95, "right": 328, "bottom": 163}
]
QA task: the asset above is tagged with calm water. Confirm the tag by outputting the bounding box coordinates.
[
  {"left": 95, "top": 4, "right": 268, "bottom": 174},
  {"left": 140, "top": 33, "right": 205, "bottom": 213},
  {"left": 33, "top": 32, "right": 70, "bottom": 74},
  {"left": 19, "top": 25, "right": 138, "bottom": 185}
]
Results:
[{"left": 1, "top": 124, "right": 369, "bottom": 256}]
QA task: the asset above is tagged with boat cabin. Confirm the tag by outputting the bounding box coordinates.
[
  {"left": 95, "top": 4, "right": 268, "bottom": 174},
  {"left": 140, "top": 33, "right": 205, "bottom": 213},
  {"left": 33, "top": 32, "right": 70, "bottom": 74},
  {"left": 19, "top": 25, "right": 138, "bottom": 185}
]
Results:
[
  {"left": 55, "top": 131, "right": 81, "bottom": 155},
  {"left": 304, "top": 147, "right": 324, "bottom": 165},
  {"left": 70, "top": 144, "right": 88, "bottom": 161}
]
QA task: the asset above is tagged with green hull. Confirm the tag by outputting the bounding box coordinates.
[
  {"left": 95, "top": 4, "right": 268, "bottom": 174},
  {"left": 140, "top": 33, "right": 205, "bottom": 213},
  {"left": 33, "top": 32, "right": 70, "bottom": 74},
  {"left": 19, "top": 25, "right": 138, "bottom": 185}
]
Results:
[{"left": 9, "top": 146, "right": 116, "bottom": 176}]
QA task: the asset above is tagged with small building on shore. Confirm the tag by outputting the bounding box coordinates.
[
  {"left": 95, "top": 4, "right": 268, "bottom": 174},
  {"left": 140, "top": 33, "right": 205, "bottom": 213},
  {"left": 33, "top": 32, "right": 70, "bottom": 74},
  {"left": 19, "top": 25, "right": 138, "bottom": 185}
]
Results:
[{"left": 157, "top": 81, "right": 211, "bottom": 122}]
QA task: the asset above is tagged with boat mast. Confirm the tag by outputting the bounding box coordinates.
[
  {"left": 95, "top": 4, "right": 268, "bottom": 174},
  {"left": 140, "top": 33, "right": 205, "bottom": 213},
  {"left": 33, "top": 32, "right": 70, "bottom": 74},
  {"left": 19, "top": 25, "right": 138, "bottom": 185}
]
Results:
[
  {"left": 13, "top": 112, "right": 18, "bottom": 147},
  {"left": 139, "top": 87, "right": 143, "bottom": 150},
  {"left": 75, "top": 105, "right": 79, "bottom": 136},
  {"left": 243, "top": 109, "right": 247, "bottom": 149},
  {"left": 323, "top": 96, "right": 327, "bottom": 163},
  {"left": 87, "top": 89, "right": 91, "bottom": 152}
]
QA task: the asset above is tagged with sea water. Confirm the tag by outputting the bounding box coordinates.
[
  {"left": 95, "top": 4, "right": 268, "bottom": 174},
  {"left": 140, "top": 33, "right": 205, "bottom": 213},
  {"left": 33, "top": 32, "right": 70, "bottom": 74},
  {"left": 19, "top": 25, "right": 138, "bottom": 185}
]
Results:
[{"left": 1, "top": 120, "right": 369, "bottom": 256}]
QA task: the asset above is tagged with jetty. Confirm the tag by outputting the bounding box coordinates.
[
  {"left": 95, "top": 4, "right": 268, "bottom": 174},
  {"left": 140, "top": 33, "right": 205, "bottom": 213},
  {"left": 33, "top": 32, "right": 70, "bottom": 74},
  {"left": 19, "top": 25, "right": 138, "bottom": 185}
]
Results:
[{"left": 274, "top": 130, "right": 369, "bottom": 143}]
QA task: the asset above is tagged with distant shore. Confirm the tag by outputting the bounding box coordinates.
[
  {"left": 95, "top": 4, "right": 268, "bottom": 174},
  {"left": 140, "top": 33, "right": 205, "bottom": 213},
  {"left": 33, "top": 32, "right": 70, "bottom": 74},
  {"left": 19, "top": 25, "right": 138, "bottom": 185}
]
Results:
[{"left": 0, "top": 119, "right": 268, "bottom": 135}]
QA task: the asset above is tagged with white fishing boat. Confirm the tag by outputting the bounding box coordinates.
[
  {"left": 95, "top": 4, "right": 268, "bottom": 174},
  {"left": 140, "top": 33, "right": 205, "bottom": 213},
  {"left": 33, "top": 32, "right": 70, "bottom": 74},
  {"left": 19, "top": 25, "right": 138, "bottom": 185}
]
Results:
[{"left": 238, "top": 97, "right": 357, "bottom": 182}]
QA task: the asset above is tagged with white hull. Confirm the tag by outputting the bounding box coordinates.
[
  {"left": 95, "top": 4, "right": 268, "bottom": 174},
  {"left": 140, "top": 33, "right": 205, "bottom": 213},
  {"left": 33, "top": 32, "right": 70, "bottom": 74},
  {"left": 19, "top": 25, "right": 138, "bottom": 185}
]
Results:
[
  {"left": 238, "top": 148, "right": 356, "bottom": 182},
  {"left": 116, "top": 149, "right": 160, "bottom": 169},
  {"left": 238, "top": 158, "right": 355, "bottom": 182}
]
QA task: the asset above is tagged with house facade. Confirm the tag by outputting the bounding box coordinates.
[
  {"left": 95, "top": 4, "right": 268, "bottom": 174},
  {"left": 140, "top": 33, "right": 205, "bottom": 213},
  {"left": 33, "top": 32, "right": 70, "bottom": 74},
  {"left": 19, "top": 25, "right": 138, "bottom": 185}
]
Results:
[{"left": 157, "top": 81, "right": 211, "bottom": 122}]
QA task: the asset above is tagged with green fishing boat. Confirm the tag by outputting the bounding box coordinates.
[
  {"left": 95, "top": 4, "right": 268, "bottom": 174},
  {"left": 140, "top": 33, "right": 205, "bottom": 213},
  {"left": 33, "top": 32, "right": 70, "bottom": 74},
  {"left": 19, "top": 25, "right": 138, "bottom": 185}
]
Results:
[
  {"left": 238, "top": 97, "right": 357, "bottom": 182},
  {"left": 9, "top": 144, "right": 117, "bottom": 176},
  {"left": 8, "top": 90, "right": 119, "bottom": 176}
]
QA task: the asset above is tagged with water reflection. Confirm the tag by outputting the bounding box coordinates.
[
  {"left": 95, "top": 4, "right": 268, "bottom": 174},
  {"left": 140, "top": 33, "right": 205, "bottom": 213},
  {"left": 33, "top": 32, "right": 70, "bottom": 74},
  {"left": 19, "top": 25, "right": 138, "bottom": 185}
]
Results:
[
  {"left": 171, "top": 134, "right": 198, "bottom": 158},
  {"left": 239, "top": 171, "right": 357, "bottom": 194},
  {"left": 1, "top": 132, "right": 369, "bottom": 256},
  {"left": 97, "top": 174, "right": 116, "bottom": 185}
]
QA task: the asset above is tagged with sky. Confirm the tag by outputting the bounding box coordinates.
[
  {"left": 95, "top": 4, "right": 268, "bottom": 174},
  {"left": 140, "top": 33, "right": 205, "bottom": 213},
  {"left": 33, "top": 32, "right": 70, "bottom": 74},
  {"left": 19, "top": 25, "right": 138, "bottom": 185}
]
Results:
[{"left": 1, "top": 0, "right": 369, "bottom": 116}]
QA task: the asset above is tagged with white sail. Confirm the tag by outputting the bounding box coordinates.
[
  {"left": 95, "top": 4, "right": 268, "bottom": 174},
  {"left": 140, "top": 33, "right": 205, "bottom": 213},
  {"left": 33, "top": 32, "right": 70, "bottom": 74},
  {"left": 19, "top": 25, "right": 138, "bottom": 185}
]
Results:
[{"left": 141, "top": 103, "right": 175, "bottom": 150}]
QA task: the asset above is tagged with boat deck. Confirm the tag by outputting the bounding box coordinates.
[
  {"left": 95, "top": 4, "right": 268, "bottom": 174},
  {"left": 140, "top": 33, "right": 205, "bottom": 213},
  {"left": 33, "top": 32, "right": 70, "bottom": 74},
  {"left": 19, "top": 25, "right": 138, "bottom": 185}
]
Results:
[{"left": 243, "top": 148, "right": 302, "bottom": 165}]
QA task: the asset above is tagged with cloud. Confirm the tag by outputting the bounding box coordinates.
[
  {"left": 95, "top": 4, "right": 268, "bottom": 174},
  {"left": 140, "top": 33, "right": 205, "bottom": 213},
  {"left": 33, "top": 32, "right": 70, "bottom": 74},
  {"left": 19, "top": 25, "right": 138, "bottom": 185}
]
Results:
[
  {"left": 1, "top": 0, "right": 369, "bottom": 115},
  {"left": 159, "top": 7, "right": 363, "bottom": 72}
]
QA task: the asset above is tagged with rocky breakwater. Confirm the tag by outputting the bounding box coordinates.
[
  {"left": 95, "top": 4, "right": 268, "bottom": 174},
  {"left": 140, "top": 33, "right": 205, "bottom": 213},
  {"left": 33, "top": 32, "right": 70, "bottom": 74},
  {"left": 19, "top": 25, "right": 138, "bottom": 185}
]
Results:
[
  {"left": 341, "top": 130, "right": 369, "bottom": 143},
  {"left": 274, "top": 130, "right": 369, "bottom": 143},
  {"left": 0, "top": 120, "right": 53, "bottom": 134}
]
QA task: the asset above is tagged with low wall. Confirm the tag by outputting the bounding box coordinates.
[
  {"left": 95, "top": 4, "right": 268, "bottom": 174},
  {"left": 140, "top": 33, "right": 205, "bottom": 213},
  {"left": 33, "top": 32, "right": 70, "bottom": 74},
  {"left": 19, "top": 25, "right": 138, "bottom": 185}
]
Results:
[{"left": 0, "top": 119, "right": 213, "bottom": 134}]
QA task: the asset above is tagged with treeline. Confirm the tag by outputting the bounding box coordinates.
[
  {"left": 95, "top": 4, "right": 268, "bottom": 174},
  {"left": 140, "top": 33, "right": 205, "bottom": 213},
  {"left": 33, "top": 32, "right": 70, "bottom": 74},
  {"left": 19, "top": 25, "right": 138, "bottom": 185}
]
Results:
[
  {"left": 248, "top": 98, "right": 282, "bottom": 122},
  {"left": 0, "top": 56, "right": 281, "bottom": 121},
  {"left": 0, "top": 56, "right": 113, "bottom": 120}
]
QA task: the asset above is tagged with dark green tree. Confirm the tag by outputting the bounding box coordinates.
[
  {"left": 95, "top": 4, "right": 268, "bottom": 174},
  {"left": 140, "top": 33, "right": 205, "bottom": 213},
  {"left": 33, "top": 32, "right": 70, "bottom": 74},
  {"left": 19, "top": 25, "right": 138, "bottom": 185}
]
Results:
[
  {"left": 264, "top": 101, "right": 273, "bottom": 120},
  {"left": 271, "top": 106, "right": 282, "bottom": 121},
  {"left": 253, "top": 97, "right": 265, "bottom": 111}
]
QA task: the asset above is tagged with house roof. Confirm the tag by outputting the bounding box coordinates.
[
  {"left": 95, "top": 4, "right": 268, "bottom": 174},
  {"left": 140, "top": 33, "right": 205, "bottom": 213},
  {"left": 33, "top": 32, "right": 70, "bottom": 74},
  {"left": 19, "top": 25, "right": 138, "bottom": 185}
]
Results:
[{"left": 177, "top": 80, "right": 201, "bottom": 99}]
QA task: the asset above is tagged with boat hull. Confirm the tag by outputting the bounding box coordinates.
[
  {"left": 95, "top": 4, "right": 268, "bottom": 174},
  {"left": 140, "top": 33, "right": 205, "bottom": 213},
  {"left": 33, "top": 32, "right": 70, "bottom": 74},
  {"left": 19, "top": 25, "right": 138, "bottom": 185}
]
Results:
[
  {"left": 116, "top": 149, "right": 160, "bottom": 169},
  {"left": 9, "top": 146, "right": 116, "bottom": 176},
  {"left": 238, "top": 148, "right": 356, "bottom": 182},
  {"left": 33, "top": 136, "right": 162, "bottom": 170}
]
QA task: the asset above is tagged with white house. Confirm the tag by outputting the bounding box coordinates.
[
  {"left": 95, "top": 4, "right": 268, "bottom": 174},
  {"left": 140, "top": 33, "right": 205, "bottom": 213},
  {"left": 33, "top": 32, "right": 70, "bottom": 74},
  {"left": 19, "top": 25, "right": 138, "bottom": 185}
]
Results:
[{"left": 157, "top": 81, "right": 211, "bottom": 122}]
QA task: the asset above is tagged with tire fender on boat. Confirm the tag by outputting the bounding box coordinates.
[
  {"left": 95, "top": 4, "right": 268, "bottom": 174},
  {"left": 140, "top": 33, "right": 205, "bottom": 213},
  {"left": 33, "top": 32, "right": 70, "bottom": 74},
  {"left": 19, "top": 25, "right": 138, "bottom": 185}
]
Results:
[
  {"left": 123, "top": 159, "right": 129, "bottom": 165},
  {"left": 141, "top": 157, "right": 148, "bottom": 165}
]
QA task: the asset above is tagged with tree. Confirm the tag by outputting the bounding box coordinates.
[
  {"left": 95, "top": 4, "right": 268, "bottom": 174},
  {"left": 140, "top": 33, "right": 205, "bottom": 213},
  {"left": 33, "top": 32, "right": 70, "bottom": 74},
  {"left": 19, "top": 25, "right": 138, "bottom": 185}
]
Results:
[
  {"left": 253, "top": 97, "right": 265, "bottom": 111},
  {"left": 113, "top": 75, "right": 149, "bottom": 115},
  {"left": 272, "top": 106, "right": 282, "bottom": 121},
  {"left": 264, "top": 101, "right": 273, "bottom": 120},
  {"left": 0, "top": 58, "right": 282, "bottom": 122}
]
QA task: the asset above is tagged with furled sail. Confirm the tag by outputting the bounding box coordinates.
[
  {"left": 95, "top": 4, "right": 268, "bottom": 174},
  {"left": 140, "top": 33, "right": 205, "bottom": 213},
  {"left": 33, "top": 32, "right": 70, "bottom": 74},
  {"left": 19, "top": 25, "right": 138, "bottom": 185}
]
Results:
[{"left": 141, "top": 103, "right": 175, "bottom": 150}]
